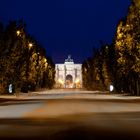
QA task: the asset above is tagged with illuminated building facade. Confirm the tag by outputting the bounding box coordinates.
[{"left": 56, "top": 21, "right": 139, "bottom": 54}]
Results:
[{"left": 55, "top": 55, "right": 82, "bottom": 88}]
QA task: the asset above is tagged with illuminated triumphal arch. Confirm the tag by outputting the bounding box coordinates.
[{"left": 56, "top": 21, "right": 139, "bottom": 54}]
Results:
[{"left": 55, "top": 55, "right": 82, "bottom": 88}]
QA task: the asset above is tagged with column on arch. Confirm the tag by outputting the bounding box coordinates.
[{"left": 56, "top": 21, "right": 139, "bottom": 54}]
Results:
[
  {"left": 64, "top": 64, "right": 66, "bottom": 88},
  {"left": 73, "top": 67, "right": 77, "bottom": 88},
  {"left": 80, "top": 64, "right": 83, "bottom": 88}
]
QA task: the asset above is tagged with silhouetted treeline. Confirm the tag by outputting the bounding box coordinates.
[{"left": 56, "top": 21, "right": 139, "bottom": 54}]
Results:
[
  {"left": 82, "top": 0, "right": 140, "bottom": 95},
  {"left": 0, "top": 20, "right": 55, "bottom": 94}
]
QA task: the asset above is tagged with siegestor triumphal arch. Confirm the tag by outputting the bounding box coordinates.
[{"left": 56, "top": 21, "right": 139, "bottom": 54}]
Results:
[{"left": 55, "top": 55, "right": 82, "bottom": 88}]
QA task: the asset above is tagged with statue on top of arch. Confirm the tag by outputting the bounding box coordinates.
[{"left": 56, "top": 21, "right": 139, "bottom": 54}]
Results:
[{"left": 65, "top": 55, "right": 74, "bottom": 62}]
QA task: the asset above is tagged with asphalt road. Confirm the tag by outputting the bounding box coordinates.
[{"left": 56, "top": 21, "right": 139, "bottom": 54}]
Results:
[{"left": 0, "top": 89, "right": 140, "bottom": 140}]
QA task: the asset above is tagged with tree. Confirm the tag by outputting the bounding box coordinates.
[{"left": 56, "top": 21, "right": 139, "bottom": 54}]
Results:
[
  {"left": 82, "top": 44, "right": 111, "bottom": 90},
  {"left": 114, "top": 0, "right": 140, "bottom": 95},
  {"left": 0, "top": 20, "right": 55, "bottom": 94}
]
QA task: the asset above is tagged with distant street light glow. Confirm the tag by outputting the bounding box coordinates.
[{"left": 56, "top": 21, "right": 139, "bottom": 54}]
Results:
[
  {"left": 16, "top": 30, "right": 21, "bottom": 36},
  {"left": 44, "top": 58, "right": 47, "bottom": 63},
  {"left": 28, "top": 43, "right": 33, "bottom": 48}
]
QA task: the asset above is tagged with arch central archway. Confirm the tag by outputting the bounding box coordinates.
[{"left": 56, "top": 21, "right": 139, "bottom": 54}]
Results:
[{"left": 66, "top": 74, "right": 73, "bottom": 88}]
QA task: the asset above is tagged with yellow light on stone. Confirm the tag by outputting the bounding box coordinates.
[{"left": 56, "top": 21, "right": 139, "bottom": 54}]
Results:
[
  {"left": 75, "top": 79, "right": 80, "bottom": 83},
  {"left": 58, "top": 79, "right": 63, "bottom": 84}
]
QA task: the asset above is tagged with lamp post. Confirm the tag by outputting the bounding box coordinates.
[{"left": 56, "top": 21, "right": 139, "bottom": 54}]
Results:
[
  {"left": 29, "top": 43, "right": 33, "bottom": 48},
  {"left": 16, "top": 30, "right": 21, "bottom": 36},
  {"left": 36, "top": 51, "right": 40, "bottom": 88},
  {"left": 25, "top": 42, "right": 33, "bottom": 93},
  {"left": 16, "top": 29, "right": 34, "bottom": 93}
]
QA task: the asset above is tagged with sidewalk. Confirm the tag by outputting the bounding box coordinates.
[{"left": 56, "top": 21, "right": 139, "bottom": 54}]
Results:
[
  {"left": 0, "top": 92, "right": 37, "bottom": 100},
  {"left": 0, "top": 89, "right": 140, "bottom": 100}
]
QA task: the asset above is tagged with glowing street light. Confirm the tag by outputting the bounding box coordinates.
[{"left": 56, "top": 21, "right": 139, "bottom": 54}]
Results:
[
  {"left": 43, "top": 58, "right": 48, "bottom": 68},
  {"left": 44, "top": 58, "right": 47, "bottom": 63},
  {"left": 28, "top": 42, "right": 33, "bottom": 49},
  {"left": 16, "top": 30, "right": 21, "bottom": 36},
  {"left": 28, "top": 43, "right": 33, "bottom": 47},
  {"left": 106, "top": 45, "right": 108, "bottom": 49}
]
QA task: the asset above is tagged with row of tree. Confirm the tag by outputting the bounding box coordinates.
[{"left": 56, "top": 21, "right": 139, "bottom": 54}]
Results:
[
  {"left": 82, "top": 0, "right": 140, "bottom": 95},
  {"left": 0, "top": 20, "right": 55, "bottom": 94}
]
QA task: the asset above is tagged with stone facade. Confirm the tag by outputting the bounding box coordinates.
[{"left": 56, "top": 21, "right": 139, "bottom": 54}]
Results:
[{"left": 55, "top": 55, "right": 82, "bottom": 88}]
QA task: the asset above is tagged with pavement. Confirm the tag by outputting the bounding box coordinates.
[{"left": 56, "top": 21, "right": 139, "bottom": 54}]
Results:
[{"left": 0, "top": 89, "right": 140, "bottom": 140}]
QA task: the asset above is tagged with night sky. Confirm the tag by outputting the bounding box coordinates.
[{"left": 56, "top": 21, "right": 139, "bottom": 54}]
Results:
[{"left": 0, "top": 0, "right": 130, "bottom": 63}]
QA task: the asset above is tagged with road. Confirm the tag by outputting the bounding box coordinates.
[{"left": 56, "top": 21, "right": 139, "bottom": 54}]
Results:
[{"left": 0, "top": 89, "right": 140, "bottom": 140}]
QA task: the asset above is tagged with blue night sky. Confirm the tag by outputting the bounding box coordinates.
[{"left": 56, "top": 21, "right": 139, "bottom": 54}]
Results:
[{"left": 0, "top": 0, "right": 130, "bottom": 63}]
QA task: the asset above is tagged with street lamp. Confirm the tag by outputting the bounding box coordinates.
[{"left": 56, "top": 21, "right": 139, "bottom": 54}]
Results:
[
  {"left": 28, "top": 42, "right": 33, "bottom": 50},
  {"left": 28, "top": 43, "right": 33, "bottom": 47},
  {"left": 24, "top": 42, "right": 34, "bottom": 93},
  {"left": 44, "top": 58, "right": 47, "bottom": 63},
  {"left": 36, "top": 51, "right": 40, "bottom": 88},
  {"left": 44, "top": 58, "right": 48, "bottom": 68},
  {"left": 16, "top": 30, "right": 21, "bottom": 36}
]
